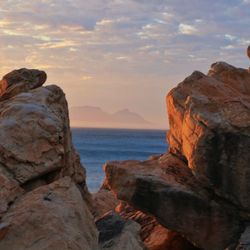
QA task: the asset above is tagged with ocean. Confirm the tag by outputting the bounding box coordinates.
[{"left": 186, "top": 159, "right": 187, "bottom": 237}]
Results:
[{"left": 72, "top": 128, "right": 168, "bottom": 192}]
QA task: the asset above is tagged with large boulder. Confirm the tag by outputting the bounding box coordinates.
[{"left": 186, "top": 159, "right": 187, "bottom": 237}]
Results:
[
  {"left": 0, "top": 76, "right": 86, "bottom": 188},
  {"left": 0, "top": 69, "right": 96, "bottom": 249},
  {"left": 0, "top": 177, "right": 98, "bottom": 250},
  {"left": 167, "top": 62, "right": 250, "bottom": 209},
  {"left": 104, "top": 154, "right": 241, "bottom": 250}
]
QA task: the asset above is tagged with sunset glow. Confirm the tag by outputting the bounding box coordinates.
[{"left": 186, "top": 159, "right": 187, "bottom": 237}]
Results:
[{"left": 0, "top": 0, "right": 249, "bottom": 128}]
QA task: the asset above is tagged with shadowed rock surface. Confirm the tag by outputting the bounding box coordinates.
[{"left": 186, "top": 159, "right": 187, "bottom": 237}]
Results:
[
  {"left": 103, "top": 62, "right": 250, "bottom": 249},
  {"left": 237, "top": 225, "right": 250, "bottom": 249},
  {"left": 96, "top": 212, "right": 145, "bottom": 250},
  {"left": 116, "top": 202, "right": 201, "bottom": 250},
  {"left": 104, "top": 154, "right": 241, "bottom": 249}
]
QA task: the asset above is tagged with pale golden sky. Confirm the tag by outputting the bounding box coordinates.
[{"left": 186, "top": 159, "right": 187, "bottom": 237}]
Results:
[{"left": 0, "top": 0, "right": 249, "bottom": 129}]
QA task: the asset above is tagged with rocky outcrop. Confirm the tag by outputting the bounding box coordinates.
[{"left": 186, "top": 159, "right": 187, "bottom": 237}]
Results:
[
  {"left": 167, "top": 62, "right": 250, "bottom": 209},
  {"left": 104, "top": 154, "right": 241, "bottom": 249},
  {"left": 0, "top": 69, "right": 96, "bottom": 249},
  {"left": 103, "top": 62, "right": 250, "bottom": 249},
  {"left": 0, "top": 177, "right": 98, "bottom": 250}
]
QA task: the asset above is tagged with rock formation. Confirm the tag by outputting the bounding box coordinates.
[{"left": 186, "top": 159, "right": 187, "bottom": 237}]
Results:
[
  {"left": 1, "top": 62, "right": 249, "bottom": 250},
  {"left": 0, "top": 69, "right": 96, "bottom": 250},
  {"left": 0, "top": 177, "right": 98, "bottom": 250},
  {"left": 103, "top": 62, "right": 250, "bottom": 249}
]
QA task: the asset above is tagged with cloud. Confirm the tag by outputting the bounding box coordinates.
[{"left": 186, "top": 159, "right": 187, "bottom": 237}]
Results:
[
  {"left": 178, "top": 23, "right": 198, "bottom": 35},
  {"left": 0, "top": 0, "right": 249, "bottom": 128}
]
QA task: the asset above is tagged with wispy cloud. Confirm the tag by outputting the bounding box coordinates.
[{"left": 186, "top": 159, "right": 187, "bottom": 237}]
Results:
[{"left": 0, "top": 0, "right": 249, "bottom": 128}]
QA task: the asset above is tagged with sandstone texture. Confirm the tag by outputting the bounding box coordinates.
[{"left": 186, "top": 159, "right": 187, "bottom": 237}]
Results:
[
  {"left": 0, "top": 177, "right": 98, "bottom": 250},
  {"left": 167, "top": 62, "right": 250, "bottom": 209},
  {"left": 116, "top": 202, "right": 200, "bottom": 250},
  {"left": 0, "top": 69, "right": 97, "bottom": 249},
  {"left": 104, "top": 62, "right": 250, "bottom": 249}
]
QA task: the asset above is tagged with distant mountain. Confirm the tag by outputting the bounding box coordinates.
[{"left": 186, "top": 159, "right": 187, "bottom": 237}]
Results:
[
  {"left": 112, "top": 109, "right": 149, "bottom": 124},
  {"left": 69, "top": 106, "right": 151, "bottom": 128}
]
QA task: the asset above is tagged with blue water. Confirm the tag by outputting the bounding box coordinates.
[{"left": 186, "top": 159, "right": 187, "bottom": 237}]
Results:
[{"left": 72, "top": 128, "right": 167, "bottom": 192}]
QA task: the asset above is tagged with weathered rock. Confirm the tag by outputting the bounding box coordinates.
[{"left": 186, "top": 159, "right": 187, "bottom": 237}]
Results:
[
  {"left": 0, "top": 177, "right": 98, "bottom": 250},
  {"left": 0, "top": 69, "right": 97, "bottom": 249},
  {"left": 0, "top": 83, "right": 86, "bottom": 187},
  {"left": 167, "top": 62, "right": 250, "bottom": 209},
  {"left": 96, "top": 212, "right": 144, "bottom": 250},
  {"left": 104, "top": 153, "right": 241, "bottom": 250},
  {"left": 0, "top": 68, "right": 47, "bottom": 101},
  {"left": 116, "top": 202, "right": 200, "bottom": 250}
]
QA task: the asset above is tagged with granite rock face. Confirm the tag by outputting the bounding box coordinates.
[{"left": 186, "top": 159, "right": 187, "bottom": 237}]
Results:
[
  {"left": 167, "top": 62, "right": 250, "bottom": 209},
  {"left": 104, "top": 62, "right": 250, "bottom": 249},
  {"left": 0, "top": 177, "right": 98, "bottom": 250},
  {"left": 0, "top": 81, "right": 86, "bottom": 188},
  {"left": 0, "top": 69, "right": 97, "bottom": 249}
]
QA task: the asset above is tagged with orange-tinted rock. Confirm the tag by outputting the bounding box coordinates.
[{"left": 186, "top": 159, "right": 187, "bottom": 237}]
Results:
[
  {"left": 116, "top": 202, "right": 200, "bottom": 250},
  {"left": 167, "top": 62, "right": 250, "bottom": 209},
  {"left": 104, "top": 153, "right": 241, "bottom": 250},
  {"left": 0, "top": 177, "right": 98, "bottom": 250}
]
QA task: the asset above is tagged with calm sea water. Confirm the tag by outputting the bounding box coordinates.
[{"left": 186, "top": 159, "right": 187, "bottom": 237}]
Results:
[{"left": 72, "top": 128, "right": 167, "bottom": 192}]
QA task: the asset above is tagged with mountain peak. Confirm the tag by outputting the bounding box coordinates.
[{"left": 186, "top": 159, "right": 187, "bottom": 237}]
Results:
[{"left": 69, "top": 106, "right": 151, "bottom": 128}]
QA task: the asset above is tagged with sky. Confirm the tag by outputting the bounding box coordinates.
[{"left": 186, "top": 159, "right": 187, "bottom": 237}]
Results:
[{"left": 0, "top": 0, "right": 249, "bottom": 129}]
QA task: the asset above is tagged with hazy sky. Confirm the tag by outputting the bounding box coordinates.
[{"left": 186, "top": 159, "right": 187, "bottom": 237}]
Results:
[{"left": 0, "top": 0, "right": 249, "bottom": 128}]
